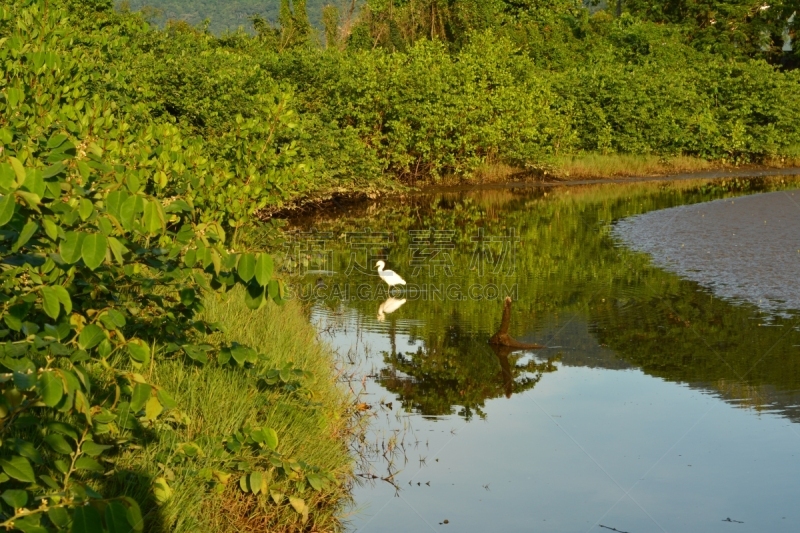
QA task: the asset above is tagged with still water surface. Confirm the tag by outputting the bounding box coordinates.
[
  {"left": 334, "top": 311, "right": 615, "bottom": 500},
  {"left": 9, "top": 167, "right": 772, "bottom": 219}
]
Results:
[{"left": 285, "top": 177, "right": 800, "bottom": 533}]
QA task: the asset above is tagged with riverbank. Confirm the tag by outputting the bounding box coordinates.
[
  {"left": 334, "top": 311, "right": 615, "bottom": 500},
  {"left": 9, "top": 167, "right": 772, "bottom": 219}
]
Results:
[
  {"left": 265, "top": 161, "right": 800, "bottom": 219},
  {"left": 108, "top": 293, "right": 356, "bottom": 533}
]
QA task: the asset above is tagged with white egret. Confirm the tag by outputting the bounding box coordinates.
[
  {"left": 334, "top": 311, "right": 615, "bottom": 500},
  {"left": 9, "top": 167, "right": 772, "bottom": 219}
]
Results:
[
  {"left": 377, "top": 297, "right": 407, "bottom": 322},
  {"left": 375, "top": 261, "right": 406, "bottom": 287}
]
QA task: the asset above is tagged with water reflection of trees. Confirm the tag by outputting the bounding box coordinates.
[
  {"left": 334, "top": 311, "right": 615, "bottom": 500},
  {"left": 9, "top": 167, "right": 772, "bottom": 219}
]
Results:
[
  {"left": 289, "top": 177, "right": 800, "bottom": 419},
  {"left": 590, "top": 278, "right": 800, "bottom": 419},
  {"left": 377, "top": 322, "right": 559, "bottom": 419}
]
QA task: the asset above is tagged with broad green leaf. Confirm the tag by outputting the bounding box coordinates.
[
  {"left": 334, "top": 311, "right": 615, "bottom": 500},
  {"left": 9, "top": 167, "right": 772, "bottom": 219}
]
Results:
[
  {"left": 153, "top": 477, "right": 172, "bottom": 504},
  {"left": 254, "top": 253, "right": 274, "bottom": 287},
  {"left": 237, "top": 253, "right": 256, "bottom": 282},
  {"left": 126, "top": 174, "right": 140, "bottom": 194},
  {"left": 15, "top": 190, "right": 40, "bottom": 209},
  {"left": 1, "top": 489, "right": 27, "bottom": 509},
  {"left": 145, "top": 396, "right": 163, "bottom": 420},
  {"left": 127, "top": 341, "right": 150, "bottom": 364},
  {"left": 108, "top": 236, "right": 129, "bottom": 264},
  {"left": 156, "top": 389, "right": 178, "bottom": 410},
  {"left": 78, "top": 324, "right": 106, "bottom": 350},
  {"left": 230, "top": 345, "right": 255, "bottom": 366},
  {"left": 0, "top": 195, "right": 15, "bottom": 226},
  {"left": 106, "top": 190, "right": 128, "bottom": 219},
  {"left": 307, "top": 473, "right": 324, "bottom": 491},
  {"left": 193, "top": 270, "right": 211, "bottom": 291},
  {"left": 119, "top": 195, "right": 143, "bottom": 231},
  {"left": 98, "top": 216, "right": 113, "bottom": 236},
  {"left": 38, "top": 371, "right": 63, "bottom": 407},
  {"left": 249, "top": 471, "right": 263, "bottom": 496},
  {"left": 60, "top": 231, "right": 86, "bottom": 264},
  {"left": 82, "top": 440, "right": 113, "bottom": 457},
  {"left": 81, "top": 233, "right": 108, "bottom": 270},
  {"left": 117, "top": 402, "right": 137, "bottom": 430},
  {"left": 130, "top": 383, "right": 152, "bottom": 412},
  {"left": 42, "top": 217, "right": 58, "bottom": 240},
  {"left": 43, "top": 433, "right": 72, "bottom": 455},
  {"left": 22, "top": 169, "right": 44, "bottom": 198},
  {"left": 74, "top": 456, "right": 104, "bottom": 473},
  {"left": 245, "top": 282, "right": 264, "bottom": 310},
  {"left": 264, "top": 428, "right": 279, "bottom": 451},
  {"left": 183, "top": 344, "right": 209, "bottom": 365},
  {"left": 48, "top": 421, "right": 79, "bottom": 440},
  {"left": 183, "top": 248, "right": 196, "bottom": 267},
  {"left": 42, "top": 162, "right": 66, "bottom": 179},
  {"left": 72, "top": 504, "right": 104, "bottom": 533},
  {"left": 106, "top": 309, "right": 126, "bottom": 328},
  {"left": 11, "top": 439, "right": 42, "bottom": 465},
  {"left": 74, "top": 390, "right": 92, "bottom": 421},
  {"left": 52, "top": 285, "right": 72, "bottom": 315},
  {"left": 270, "top": 490, "right": 284, "bottom": 504},
  {"left": 13, "top": 220, "right": 38, "bottom": 251},
  {"left": 40, "top": 286, "right": 61, "bottom": 319},
  {"left": 8, "top": 157, "right": 25, "bottom": 183},
  {"left": 268, "top": 279, "right": 280, "bottom": 300},
  {"left": 48, "top": 508, "right": 70, "bottom": 528},
  {"left": 142, "top": 199, "right": 165, "bottom": 235},
  {"left": 125, "top": 497, "right": 145, "bottom": 532},
  {"left": 0, "top": 163, "right": 15, "bottom": 191},
  {"left": 105, "top": 502, "right": 130, "bottom": 533},
  {"left": 13, "top": 371, "right": 36, "bottom": 390},
  {"left": 0, "top": 456, "right": 35, "bottom": 483},
  {"left": 78, "top": 198, "right": 94, "bottom": 220},
  {"left": 47, "top": 134, "right": 68, "bottom": 149},
  {"left": 289, "top": 496, "right": 309, "bottom": 523}
]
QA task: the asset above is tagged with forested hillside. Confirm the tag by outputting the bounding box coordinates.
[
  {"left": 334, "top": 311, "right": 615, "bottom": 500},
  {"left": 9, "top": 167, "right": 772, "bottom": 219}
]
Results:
[{"left": 120, "top": 0, "right": 349, "bottom": 34}]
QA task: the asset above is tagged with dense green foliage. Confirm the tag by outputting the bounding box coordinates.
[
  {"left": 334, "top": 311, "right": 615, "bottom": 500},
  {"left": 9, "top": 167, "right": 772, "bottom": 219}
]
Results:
[
  {"left": 0, "top": 1, "right": 348, "bottom": 531},
  {"left": 111, "top": 0, "right": 800, "bottom": 188}
]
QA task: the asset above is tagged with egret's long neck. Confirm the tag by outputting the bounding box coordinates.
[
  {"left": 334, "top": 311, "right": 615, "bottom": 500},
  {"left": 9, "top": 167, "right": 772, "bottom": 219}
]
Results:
[{"left": 377, "top": 264, "right": 384, "bottom": 273}]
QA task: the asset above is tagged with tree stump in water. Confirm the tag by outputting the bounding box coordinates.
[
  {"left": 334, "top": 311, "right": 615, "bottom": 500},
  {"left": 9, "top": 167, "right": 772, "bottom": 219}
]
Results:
[{"left": 489, "top": 297, "right": 544, "bottom": 349}]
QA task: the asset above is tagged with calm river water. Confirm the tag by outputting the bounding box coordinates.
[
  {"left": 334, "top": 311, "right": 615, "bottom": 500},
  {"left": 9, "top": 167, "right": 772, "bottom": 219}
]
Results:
[{"left": 285, "top": 176, "right": 800, "bottom": 533}]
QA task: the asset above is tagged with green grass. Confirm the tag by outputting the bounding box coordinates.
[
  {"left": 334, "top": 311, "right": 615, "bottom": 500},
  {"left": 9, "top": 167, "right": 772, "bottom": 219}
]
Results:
[
  {"left": 106, "top": 291, "right": 354, "bottom": 533},
  {"left": 549, "top": 154, "right": 716, "bottom": 179},
  {"left": 456, "top": 154, "right": 800, "bottom": 185}
]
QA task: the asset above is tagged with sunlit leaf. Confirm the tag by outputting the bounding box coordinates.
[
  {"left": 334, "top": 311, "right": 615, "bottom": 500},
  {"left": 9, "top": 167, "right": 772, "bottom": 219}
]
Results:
[
  {"left": 0, "top": 456, "right": 35, "bottom": 483},
  {"left": 60, "top": 231, "right": 86, "bottom": 264},
  {"left": 0, "top": 194, "right": 15, "bottom": 227},
  {"left": 78, "top": 324, "right": 105, "bottom": 350},
  {"left": 38, "top": 371, "right": 63, "bottom": 407},
  {"left": 237, "top": 253, "right": 256, "bottom": 282},
  {"left": 130, "top": 383, "right": 152, "bottom": 412},
  {"left": 40, "top": 286, "right": 61, "bottom": 319},
  {"left": 81, "top": 233, "right": 108, "bottom": 270},
  {"left": 254, "top": 253, "right": 274, "bottom": 287}
]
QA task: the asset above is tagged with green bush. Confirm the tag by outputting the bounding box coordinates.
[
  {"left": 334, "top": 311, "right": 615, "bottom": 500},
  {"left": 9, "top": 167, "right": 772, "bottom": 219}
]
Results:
[{"left": 0, "top": 1, "right": 343, "bottom": 531}]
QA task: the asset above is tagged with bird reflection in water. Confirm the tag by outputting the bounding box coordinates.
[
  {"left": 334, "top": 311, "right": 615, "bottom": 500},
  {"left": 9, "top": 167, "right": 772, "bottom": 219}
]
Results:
[{"left": 377, "top": 297, "right": 407, "bottom": 322}]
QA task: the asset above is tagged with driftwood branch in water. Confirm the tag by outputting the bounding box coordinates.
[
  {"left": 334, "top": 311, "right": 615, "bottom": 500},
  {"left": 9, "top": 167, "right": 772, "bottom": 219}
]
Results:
[{"left": 489, "top": 297, "right": 544, "bottom": 349}]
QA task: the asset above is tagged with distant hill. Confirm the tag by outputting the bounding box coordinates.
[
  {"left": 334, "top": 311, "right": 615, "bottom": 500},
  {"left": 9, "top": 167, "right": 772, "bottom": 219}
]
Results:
[{"left": 119, "top": 0, "right": 349, "bottom": 35}]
